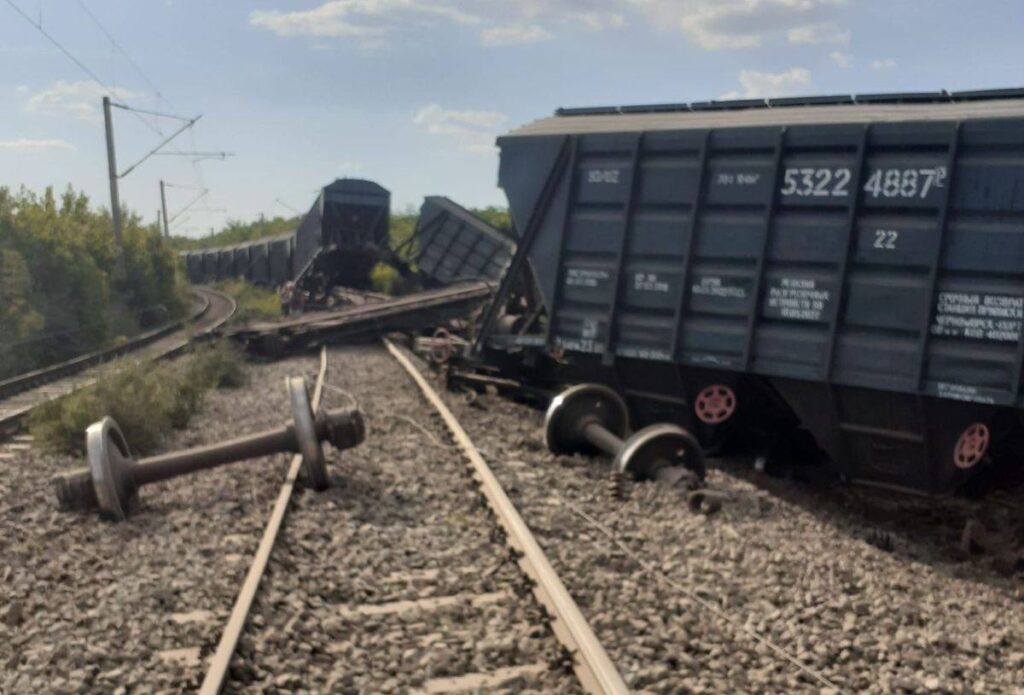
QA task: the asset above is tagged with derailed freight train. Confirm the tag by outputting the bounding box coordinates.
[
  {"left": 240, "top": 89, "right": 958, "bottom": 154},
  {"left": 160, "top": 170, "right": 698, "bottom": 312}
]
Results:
[
  {"left": 476, "top": 88, "right": 1024, "bottom": 494},
  {"left": 183, "top": 179, "right": 391, "bottom": 292}
]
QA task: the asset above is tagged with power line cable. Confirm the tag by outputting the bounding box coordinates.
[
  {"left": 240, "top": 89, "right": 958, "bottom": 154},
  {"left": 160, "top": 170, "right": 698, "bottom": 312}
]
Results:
[
  {"left": 3, "top": 0, "right": 165, "bottom": 137},
  {"left": 118, "top": 115, "right": 202, "bottom": 178},
  {"left": 111, "top": 102, "right": 193, "bottom": 122},
  {"left": 4, "top": 0, "right": 108, "bottom": 90},
  {"left": 76, "top": 0, "right": 170, "bottom": 108},
  {"left": 6, "top": 0, "right": 230, "bottom": 229}
]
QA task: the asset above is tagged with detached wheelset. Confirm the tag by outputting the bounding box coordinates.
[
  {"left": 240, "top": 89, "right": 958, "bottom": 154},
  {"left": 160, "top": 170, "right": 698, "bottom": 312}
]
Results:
[
  {"left": 544, "top": 383, "right": 706, "bottom": 483},
  {"left": 54, "top": 377, "right": 365, "bottom": 521}
]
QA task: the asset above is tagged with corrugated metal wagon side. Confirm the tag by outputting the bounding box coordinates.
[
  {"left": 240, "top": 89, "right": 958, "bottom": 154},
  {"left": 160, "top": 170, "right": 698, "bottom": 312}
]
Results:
[
  {"left": 414, "top": 196, "right": 515, "bottom": 286},
  {"left": 267, "top": 237, "right": 293, "bottom": 286},
  {"left": 217, "top": 248, "right": 235, "bottom": 281},
  {"left": 233, "top": 245, "right": 252, "bottom": 282},
  {"left": 183, "top": 252, "right": 204, "bottom": 284},
  {"left": 491, "top": 93, "right": 1024, "bottom": 493},
  {"left": 248, "top": 240, "right": 271, "bottom": 286},
  {"left": 202, "top": 249, "right": 219, "bottom": 283}
]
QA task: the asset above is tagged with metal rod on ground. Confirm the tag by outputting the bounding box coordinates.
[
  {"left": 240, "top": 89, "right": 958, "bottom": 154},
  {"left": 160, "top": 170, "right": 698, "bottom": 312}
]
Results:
[{"left": 102, "top": 95, "right": 126, "bottom": 277}]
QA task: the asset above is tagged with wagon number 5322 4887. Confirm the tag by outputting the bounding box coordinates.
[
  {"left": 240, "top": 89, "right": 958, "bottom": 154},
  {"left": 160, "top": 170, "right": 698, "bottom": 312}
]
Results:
[{"left": 779, "top": 167, "right": 851, "bottom": 198}]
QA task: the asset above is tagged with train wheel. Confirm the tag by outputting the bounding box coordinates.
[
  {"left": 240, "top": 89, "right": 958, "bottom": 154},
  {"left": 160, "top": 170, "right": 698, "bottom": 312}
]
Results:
[
  {"left": 545, "top": 384, "right": 629, "bottom": 456},
  {"left": 614, "top": 423, "right": 705, "bottom": 482},
  {"left": 695, "top": 384, "right": 737, "bottom": 425},
  {"left": 429, "top": 327, "right": 454, "bottom": 365},
  {"left": 953, "top": 422, "right": 990, "bottom": 470}
]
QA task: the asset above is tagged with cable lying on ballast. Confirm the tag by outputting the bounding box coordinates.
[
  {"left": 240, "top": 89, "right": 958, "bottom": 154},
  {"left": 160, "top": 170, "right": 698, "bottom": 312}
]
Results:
[{"left": 559, "top": 496, "right": 843, "bottom": 692}]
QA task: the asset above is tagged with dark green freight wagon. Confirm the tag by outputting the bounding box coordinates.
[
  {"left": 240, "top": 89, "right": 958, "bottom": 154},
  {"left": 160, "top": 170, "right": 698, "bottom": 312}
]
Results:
[{"left": 486, "top": 89, "right": 1024, "bottom": 493}]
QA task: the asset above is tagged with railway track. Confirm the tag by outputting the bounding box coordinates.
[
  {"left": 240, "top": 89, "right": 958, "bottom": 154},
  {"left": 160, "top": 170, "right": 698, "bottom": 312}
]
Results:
[
  {"left": 199, "top": 342, "right": 625, "bottom": 693},
  {"left": 0, "top": 287, "right": 236, "bottom": 439},
  {"left": 3, "top": 342, "right": 1022, "bottom": 692}
]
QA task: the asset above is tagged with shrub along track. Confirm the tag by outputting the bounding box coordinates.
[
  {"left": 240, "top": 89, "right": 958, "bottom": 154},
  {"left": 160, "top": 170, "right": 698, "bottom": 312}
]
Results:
[{"left": 0, "top": 286, "right": 237, "bottom": 439}]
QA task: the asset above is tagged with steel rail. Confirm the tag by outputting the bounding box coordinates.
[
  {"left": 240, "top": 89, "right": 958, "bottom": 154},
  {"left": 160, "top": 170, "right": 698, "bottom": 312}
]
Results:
[
  {"left": 0, "top": 287, "right": 236, "bottom": 439},
  {"left": 384, "top": 339, "right": 630, "bottom": 695},
  {"left": 199, "top": 346, "right": 328, "bottom": 695},
  {"left": 0, "top": 291, "right": 211, "bottom": 401}
]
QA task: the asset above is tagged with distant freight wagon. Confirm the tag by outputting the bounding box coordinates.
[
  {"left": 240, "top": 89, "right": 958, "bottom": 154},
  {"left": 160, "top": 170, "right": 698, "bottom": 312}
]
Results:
[
  {"left": 481, "top": 89, "right": 1024, "bottom": 493},
  {"left": 182, "top": 179, "right": 391, "bottom": 293}
]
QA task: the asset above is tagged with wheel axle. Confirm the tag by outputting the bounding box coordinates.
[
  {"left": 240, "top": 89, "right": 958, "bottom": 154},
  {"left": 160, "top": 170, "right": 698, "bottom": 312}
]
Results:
[
  {"left": 544, "top": 383, "right": 705, "bottom": 481},
  {"left": 53, "top": 376, "right": 364, "bottom": 521}
]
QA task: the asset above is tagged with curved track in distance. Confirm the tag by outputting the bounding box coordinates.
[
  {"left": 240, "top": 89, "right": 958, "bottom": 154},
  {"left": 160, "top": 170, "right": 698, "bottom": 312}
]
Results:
[{"left": 0, "top": 286, "right": 237, "bottom": 438}]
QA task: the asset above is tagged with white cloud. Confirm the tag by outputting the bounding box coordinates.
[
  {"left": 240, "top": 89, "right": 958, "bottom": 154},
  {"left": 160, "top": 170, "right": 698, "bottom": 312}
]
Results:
[
  {"left": 250, "top": 0, "right": 480, "bottom": 44},
  {"left": 721, "top": 67, "right": 812, "bottom": 99},
  {"left": 480, "top": 24, "right": 553, "bottom": 46},
  {"left": 0, "top": 138, "right": 76, "bottom": 151},
  {"left": 337, "top": 160, "right": 363, "bottom": 172},
  {"left": 251, "top": 1, "right": 627, "bottom": 47},
  {"left": 413, "top": 103, "right": 507, "bottom": 154},
  {"left": 251, "top": 0, "right": 847, "bottom": 51},
  {"left": 870, "top": 58, "right": 897, "bottom": 70},
  {"left": 569, "top": 11, "right": 626, "bottom": 31},
  {"left": 24, "top": 80, "right": 135, "bottom": 122},
  {"left": 632, "top": 0, "right": 849, "bottom": 50},
  {"left": 829, "top": 51, "right": 852, "bottom": 68},
  {"left": 786, "top": 21, "right": 849, "bottom": 44}
]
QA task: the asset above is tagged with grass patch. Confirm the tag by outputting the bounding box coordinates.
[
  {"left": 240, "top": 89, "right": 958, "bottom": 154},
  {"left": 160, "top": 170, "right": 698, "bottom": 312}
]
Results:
[
  {"left": 30, "top": 341, "right": 247, "bottom": 456},
  {"left": 370, "top": 262, "right": 420, "bottom": 295},
  {"left": 214, "top": 279, "right": 281, "bottom": 323}
]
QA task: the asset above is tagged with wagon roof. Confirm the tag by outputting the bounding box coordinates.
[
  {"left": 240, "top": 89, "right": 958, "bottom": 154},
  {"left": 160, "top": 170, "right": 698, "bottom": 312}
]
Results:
[{"left": 503, "top": 92, "right": 1024, "bottom": 138}]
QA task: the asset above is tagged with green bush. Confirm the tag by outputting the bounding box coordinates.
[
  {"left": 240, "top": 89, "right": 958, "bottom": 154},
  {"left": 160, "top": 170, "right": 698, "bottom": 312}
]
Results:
[
  {"left": 29, "top": 341, "right": 247, "bottom": 456},
  {"left": 0, "top": 185, "right": 189, "bottom": 380},
  {"left": 214, "top": 279, "right": 281, "bottom": 323}
]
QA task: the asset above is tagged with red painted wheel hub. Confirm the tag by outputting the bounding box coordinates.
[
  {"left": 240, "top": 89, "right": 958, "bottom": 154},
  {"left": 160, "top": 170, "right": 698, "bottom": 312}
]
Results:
[
  {"left": 694, "top": 384, "right": 737, "bottom": 425},
  {"left": 430, "top": 327, "right": 454, "bottom": 365},
  {"left": 953, "top": 422, "right": 990, "bottom": 469}
]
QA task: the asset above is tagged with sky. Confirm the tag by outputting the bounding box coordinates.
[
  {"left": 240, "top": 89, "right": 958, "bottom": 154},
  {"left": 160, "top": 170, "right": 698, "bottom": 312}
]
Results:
[{"left": 1, "top": 0, "right": 1022, "bottom": 238}]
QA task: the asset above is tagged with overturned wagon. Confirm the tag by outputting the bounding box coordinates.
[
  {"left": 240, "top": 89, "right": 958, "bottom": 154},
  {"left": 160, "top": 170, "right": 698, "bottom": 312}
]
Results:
[
  {"left": 412, "top": 196, "right": 515, "bottom": 285},
  {"left": 486, "top": 89, "right": 1024, "bottom": 493}
]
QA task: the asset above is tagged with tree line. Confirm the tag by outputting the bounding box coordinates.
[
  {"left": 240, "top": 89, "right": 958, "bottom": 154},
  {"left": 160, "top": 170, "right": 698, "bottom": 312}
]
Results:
[{"left": 0, "top": 186, "right": 188, "bottom": 380}]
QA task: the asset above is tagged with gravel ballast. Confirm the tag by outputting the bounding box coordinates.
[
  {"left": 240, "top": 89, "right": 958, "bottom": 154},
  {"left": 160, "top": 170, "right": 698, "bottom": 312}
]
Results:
[
  {"left": 0, "top": 352, "right": 318, "bottom": 693},
  {"left": 228, "top": 345, "right": 579, "bottom": 693},
  {"left": 7, "top": 339, "right": 1023, "bottom": 693},
  {"left": 436, "top": 366, "right": 1024, "bottom": 693}
]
